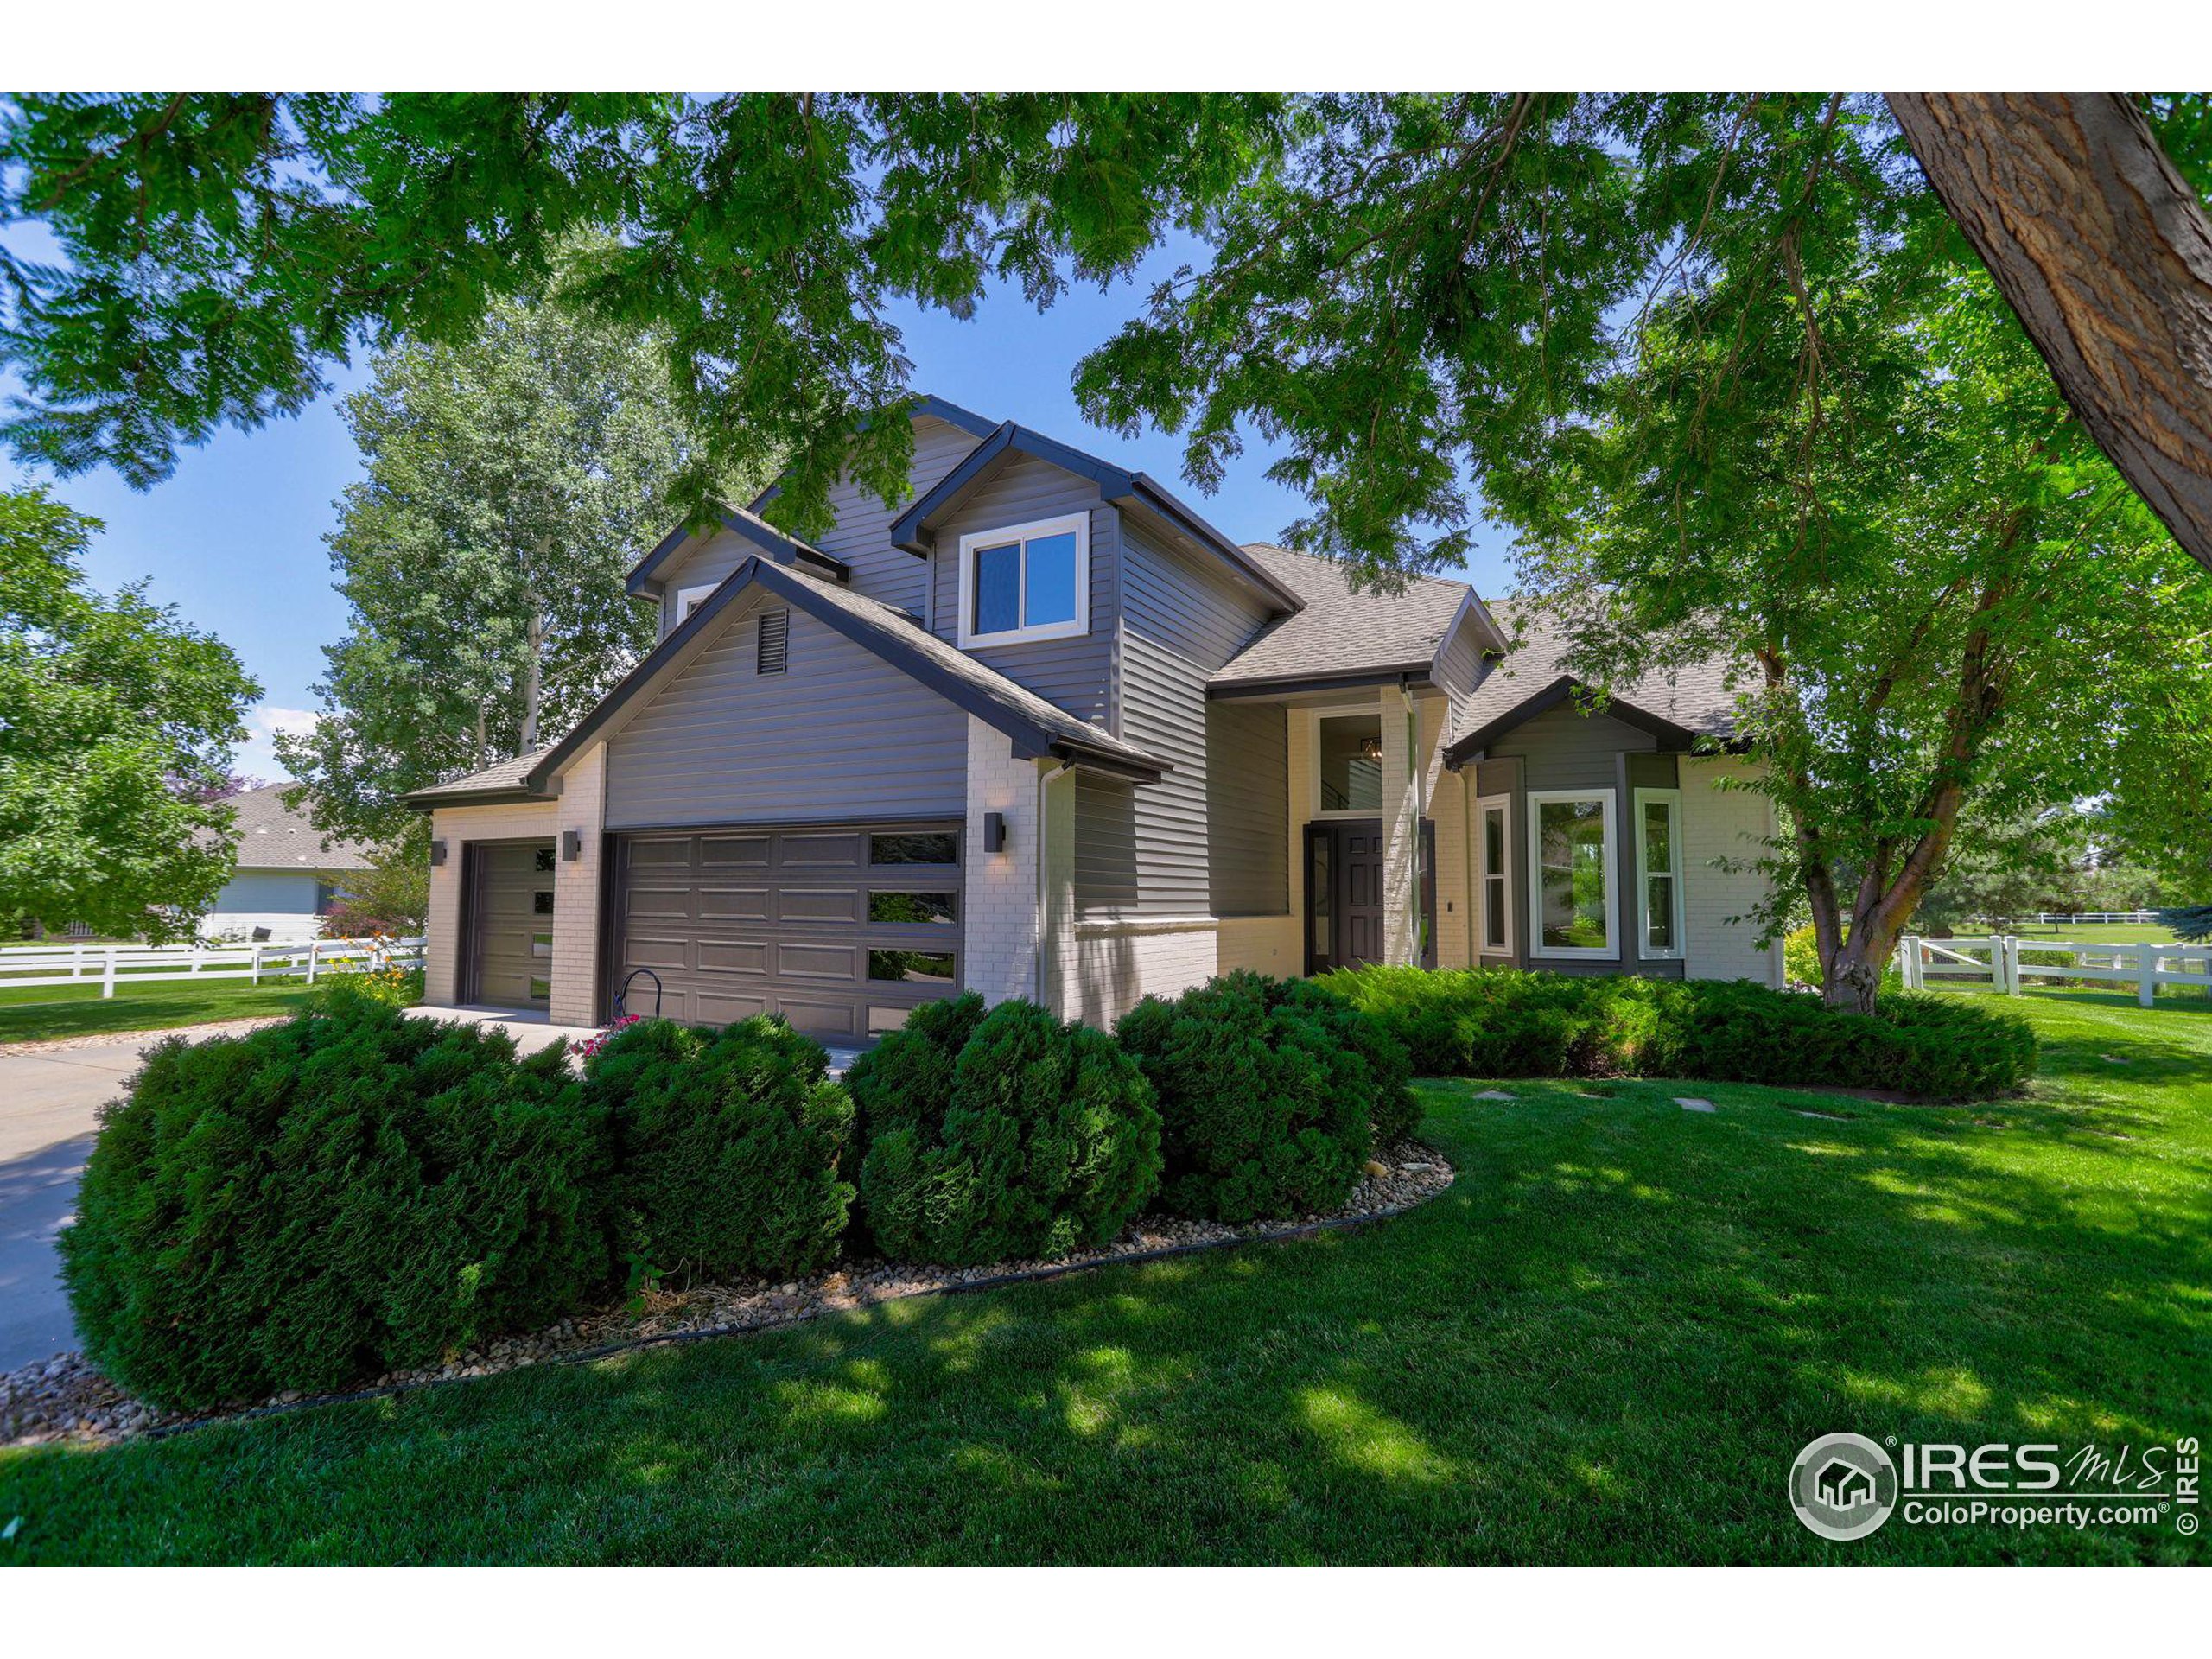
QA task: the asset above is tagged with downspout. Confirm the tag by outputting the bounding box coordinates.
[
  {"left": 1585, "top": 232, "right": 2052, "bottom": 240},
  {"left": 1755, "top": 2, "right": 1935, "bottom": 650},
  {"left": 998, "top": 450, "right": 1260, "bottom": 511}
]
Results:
[{"left": 1402, "top": 681, "right": 1426, "bottom": 967}]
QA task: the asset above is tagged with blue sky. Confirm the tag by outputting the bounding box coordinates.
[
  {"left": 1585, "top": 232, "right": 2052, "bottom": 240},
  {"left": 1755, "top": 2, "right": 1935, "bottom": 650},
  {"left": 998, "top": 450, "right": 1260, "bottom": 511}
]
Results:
[{"left": 3, "top": 245, "right": 1516, "bottom": 780}]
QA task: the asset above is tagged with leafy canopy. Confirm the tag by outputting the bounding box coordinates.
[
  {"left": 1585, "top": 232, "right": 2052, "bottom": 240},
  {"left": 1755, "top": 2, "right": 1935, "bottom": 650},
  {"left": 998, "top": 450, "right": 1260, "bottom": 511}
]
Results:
[{"left": 0, "top": 489, "right": 260, "bottom": 938}]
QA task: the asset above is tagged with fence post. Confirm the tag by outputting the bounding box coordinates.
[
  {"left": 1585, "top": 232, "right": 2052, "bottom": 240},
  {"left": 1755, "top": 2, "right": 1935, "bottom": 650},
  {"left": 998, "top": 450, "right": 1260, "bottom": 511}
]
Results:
[
  {"left": 250, "top": 943, "right": 261, "bottom": 987},
  {"left": 2004, "top": 935, "right": 2021, "bottom": 995},
  {"left": 72, "top": 943, "right": 84, "bottom": 982},
  {"left": 101, "top": 947, "right": 117, "bottom": 1000},
  {"left": 307, "top": 939, "right": 319, "bottom": 984},
  {"left": 189, "top": 943, "right": 202, "bottom": 977},
  {"left": 1898, "top": 935, "right": 1919, "bottom": 990},
  {"left": 2138, "top": 944, "right": 2158, "bottom": 1008}
]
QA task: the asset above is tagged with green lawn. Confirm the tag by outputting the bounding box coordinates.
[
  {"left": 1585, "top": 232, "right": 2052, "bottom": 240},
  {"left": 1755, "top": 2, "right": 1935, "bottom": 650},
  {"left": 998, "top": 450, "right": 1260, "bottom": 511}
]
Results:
[
  {"left": 3, "top": 990, "right": 2206, "bottom": 1564},
  {"left": 0, "top": 980, "right": 317, "bottom": 1044}
]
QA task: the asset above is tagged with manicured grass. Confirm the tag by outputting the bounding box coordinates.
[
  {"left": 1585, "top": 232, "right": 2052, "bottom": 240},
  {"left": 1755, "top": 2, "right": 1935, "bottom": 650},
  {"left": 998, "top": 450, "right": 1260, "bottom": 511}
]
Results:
[
  {"left": 0, "top": 980, "right": 317, "bottom": 1044},
  {"left": 3, "top": 991, "right": 2205, "bottom": 1564},
  {"left": 2001, "top": 921, "right": 2183, "bottom": 944}
]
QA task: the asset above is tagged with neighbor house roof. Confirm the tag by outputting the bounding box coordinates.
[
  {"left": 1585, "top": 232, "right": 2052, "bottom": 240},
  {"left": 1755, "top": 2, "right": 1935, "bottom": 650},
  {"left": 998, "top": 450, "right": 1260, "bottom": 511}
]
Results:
[
  {"left": 1207, "top": 543, "right": 1506, "bottom": 696},
  {"left": 217, "top": 784, "right": 378, "bottom": 871},
  {"left": 1442, "top": 600, "right": 1748, "bottom": 762},
  {"left": 504, "top": 556, "right": 1166, "bottom": 801}
]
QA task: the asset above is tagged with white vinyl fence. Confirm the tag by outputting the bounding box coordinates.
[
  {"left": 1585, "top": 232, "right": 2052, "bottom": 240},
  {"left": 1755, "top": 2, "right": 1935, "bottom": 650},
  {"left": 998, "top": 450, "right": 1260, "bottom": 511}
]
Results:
[
  {"left": 0, "top": 935, "right": 424, "bottom": 999},
  {"left": 2029, "top": 911, "right": 2158, "bottom": 926},
  {"left": 1897, "top": 935, "right": 2212, "bottom": 1007}
]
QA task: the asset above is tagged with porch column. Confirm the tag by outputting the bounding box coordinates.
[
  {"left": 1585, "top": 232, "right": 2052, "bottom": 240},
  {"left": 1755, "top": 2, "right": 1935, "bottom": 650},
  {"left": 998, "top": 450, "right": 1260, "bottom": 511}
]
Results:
[{"left": 1382, "top": 685, "right": 1446, "bottom": 965}]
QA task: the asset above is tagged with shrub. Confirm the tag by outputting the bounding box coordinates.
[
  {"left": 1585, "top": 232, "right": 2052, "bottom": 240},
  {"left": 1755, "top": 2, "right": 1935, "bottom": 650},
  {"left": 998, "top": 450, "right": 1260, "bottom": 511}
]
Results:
[
  {"left": 60, "top": 997, "right": 610, "bottom": 1410},
  {"left": 1318, "top": 965, "right": 2037, "bottom": 1100},
  {"left": 1116, "top": 971, "right": 1408, "bottom": 1224},
  {"left": 846, "top": 995, "right": 1161, "bottom": 1265},
  {"left": 585, "top": 1015, "right": 856, "bottom": 1282}
]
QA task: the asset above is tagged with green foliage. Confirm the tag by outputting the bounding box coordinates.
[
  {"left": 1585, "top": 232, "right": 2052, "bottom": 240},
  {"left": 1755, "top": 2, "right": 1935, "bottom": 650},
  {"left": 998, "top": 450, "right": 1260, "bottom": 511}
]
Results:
[
  {"left": 311, "top": 963, "right": 423, "bottom": 1012},
  {"left": 318, "top": 825, "right": 431, "bottom": 936},
  {"left": 0, "top": 489, "right": 260, "bottom": 940},
  {"left": 847, "top": 995, "right": 1162, "bottom": 1264},
  {"left": 1783, "top": 925, "right": 1822, "bottom": 988},
  {"left": 60, "top": 996, "right": 611, "bottom": 1410},
  {"left": 1319, "top": 965, "right": 2037, "bottom": 1101},
  {"left": 583, "top": 1015, "right": 857, "bottom": 1282},
  {"left": 276, "top": 275, "right": 702, "bottom": 846},
  {"left": 1115, "top": 971, "right": 1409, "bottom": 1224}
]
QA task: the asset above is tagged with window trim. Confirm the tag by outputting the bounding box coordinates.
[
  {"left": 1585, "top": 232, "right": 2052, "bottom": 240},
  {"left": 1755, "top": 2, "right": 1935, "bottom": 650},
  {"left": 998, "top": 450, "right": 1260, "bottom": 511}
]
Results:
[
  {"left": 955, "top": 512, "right": 1090, "bottom": 647},
  {"left": 1308, "top": 701, "right": 1388, "bottom": 821},
  {"left": 1633, "top": 786, "right": 1688, "bottom": 961},
  {"left": 1525, "top": 789, "right": 1618, "bottom": 960},
  {"left": 1476, "top": 793, "right": 1512, "bottom": 956},
  {"left": 675, "top": 583, "right": 717, "bottom": 624}
]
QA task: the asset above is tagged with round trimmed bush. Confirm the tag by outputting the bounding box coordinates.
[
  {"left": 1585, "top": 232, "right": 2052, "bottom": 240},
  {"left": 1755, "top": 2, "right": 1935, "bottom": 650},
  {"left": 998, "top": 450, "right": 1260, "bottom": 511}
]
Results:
[
  {"left": 60, "top": 991, "right": 611, "bottom": 1411},
  {"left": 1115, "top": 970, "right": 1407, "bottom": 1224},
  {"left": 584, "top": 1014, "right": 857, "bottom": 1281},
  {"left": 846, "top": 994, "right": 1162, "bottom": 1265}
]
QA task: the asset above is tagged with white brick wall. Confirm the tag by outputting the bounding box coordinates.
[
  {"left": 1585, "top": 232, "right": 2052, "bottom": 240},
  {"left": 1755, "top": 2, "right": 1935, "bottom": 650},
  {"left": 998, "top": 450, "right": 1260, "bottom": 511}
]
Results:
[
  {"left": 1681, "top": 755, "right": 1783, "bottom": 985},
  {"left": 548, "top": 742, "right": 607, "bottom": 1027},
  {"left": 1065, "top": 917, "right": 1219, "bottom": 1027},
  {"left": 963, "top": 715, "right": 1043, "bottom": 1006},
  {"left": 423, "top": 797, "right": 560, "bottom": 1006},
  {"left": 1217, "top": 914, "right": 1300, "bottom": 976}
]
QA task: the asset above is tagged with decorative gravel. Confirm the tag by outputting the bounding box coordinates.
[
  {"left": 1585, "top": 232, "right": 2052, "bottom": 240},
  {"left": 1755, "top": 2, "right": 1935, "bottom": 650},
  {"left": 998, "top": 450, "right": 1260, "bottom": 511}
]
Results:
[{"left": 1, "top": 1141, "right": 1452, "bottom": 1450}]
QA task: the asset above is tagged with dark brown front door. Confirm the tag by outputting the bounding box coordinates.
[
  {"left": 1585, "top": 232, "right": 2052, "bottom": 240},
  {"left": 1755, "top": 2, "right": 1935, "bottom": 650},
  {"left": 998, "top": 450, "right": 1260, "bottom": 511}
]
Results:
[
  {"left": 461, "top": 838, "right": 556, "bottom": 1010},
  {"left": 1304, "top": 818, "right": 1438, "bottom": 974}
]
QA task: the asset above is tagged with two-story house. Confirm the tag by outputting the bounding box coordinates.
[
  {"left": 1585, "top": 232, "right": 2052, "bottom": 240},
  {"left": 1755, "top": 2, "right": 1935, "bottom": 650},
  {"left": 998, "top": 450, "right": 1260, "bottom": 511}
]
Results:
[{"left": 408, "top": 395, "right": 1781, "bottom": 1044}]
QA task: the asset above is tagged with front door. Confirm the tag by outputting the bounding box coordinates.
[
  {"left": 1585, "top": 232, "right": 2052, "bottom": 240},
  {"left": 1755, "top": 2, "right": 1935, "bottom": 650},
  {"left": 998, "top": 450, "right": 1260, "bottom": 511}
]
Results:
[{"left": 1305, "top": 818, "right": 1437, "bottom": 973}]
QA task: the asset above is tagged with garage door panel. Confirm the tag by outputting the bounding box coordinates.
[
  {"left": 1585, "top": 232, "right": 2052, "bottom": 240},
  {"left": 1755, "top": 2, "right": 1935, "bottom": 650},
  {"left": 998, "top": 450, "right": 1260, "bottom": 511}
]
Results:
[
  {"left": 700, "top": 886, "right": 769, "bottom": 921},
  {"left": 615, "top": 822, "right": 962, "bottom": 1042},
  {"left": 779, "top": 887, "right": 861, "bottom": 924},
  {"left": 699, "top": 938, "right": 770, "bottom": 975}
]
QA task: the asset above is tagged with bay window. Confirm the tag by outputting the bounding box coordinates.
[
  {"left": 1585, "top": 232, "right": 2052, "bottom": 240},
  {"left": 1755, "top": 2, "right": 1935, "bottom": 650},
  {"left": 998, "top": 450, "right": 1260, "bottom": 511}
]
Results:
[
  {"left": 1478, "top": 796, "right": 1511, "bottom": 952},
  {"left": 957, "top": 512, "right": 1089, "bottom": 646},
  {"left": 1528, "top": 791, "right": 1617, "bottom": 957}
]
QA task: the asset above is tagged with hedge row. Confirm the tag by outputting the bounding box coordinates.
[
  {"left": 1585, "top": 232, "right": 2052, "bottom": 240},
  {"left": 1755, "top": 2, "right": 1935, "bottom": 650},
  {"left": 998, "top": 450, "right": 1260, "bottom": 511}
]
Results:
[
  {"left": 1315, "top": 965, "right": 2037, "bottom": 1100},
  {"left": 64, "top": 973, "right": 1415, "bottom": 1409}
]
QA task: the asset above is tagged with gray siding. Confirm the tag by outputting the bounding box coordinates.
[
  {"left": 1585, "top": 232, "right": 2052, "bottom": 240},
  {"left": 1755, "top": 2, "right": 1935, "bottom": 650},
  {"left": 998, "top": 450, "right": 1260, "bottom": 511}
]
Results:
[
  {"left": 928, "top": 454, "right": 1118, "bottom": 731},
  {"left": 1490, "top": 702, "right": 1656, "bottom": 790},
  {"left": 816, "top": 414, "right": 978, "bottom": 614},
  {"left": 1206, "top": 702, "right": 1287, "bottom": 915},
  {"left": 1074, "top": 773, "right": 1139, "bottom": 911},
  {"left": 1116, "top": 523, "right": 1275, "bottom": 914},
  {"left": 605, "top": 591, "right": 967, "bottom": 830},
  {"left": 655, "top": 528, "right": 753, "bottom": 638}
]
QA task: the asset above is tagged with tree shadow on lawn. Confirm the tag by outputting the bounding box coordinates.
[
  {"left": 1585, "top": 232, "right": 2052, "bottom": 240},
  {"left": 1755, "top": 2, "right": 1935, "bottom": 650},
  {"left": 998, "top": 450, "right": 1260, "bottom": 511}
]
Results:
[{"left": 5, "top": 1073, "right": 2205, "bottom": 1565}]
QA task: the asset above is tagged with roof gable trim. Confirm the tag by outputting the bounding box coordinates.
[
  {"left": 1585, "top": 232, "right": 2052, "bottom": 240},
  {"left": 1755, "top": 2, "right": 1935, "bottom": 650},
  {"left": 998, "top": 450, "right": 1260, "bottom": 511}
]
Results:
[{"left": 1443, "top": 674, "right": 1732, "bottom": 766}]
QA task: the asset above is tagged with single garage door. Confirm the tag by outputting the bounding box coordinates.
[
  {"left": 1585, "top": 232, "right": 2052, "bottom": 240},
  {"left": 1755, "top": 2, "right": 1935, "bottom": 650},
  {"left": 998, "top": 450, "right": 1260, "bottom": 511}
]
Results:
[
  {"left": 610, "top": 821, "right": 963, "bottom": 1042},
  {"left": 461, "top": 838, "right": 557, "bottom": 1011}
]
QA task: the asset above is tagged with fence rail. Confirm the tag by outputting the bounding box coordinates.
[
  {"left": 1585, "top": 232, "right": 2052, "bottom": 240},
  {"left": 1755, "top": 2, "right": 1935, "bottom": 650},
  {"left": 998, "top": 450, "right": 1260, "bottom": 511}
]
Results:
[
  {"left": 2030, "top": 911, "right": 2158, "bottom": 925},
  {"left": 1897, "top": 934, "right": 2212, "bottom": 1007},
  {"left": 0, "top": 936, "right": 424, "bottom": 999}
]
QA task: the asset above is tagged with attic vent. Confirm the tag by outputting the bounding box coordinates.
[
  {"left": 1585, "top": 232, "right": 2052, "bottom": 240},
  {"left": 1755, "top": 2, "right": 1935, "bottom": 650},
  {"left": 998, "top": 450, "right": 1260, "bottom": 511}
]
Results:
[{"left": 757, "top": 608, "right": 789, "bottom": 676}]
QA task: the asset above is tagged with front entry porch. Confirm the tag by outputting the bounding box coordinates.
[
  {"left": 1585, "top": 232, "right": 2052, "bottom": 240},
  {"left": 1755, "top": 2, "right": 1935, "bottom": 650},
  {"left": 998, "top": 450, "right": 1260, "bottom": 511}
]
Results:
[{"left": 1302, "top": 817, "right": 1438, "bottom": 975}]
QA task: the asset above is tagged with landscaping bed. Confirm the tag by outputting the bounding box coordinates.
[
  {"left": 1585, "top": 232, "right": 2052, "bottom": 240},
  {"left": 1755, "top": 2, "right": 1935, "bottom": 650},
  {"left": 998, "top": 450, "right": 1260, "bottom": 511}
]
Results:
[{"left": 2, "top": 1141, "right": 1451, "bottom": 1448}]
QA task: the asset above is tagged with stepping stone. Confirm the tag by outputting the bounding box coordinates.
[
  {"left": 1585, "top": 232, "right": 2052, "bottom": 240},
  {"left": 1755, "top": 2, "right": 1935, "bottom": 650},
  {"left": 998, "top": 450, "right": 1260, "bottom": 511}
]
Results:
[
  {"left": 2101, "top": 1055, "right": 2127, "bottom": 1065},
  {"left": 1474, "top": 1089, "right": 1516, "bottom": 1101},
  {"left": 1675, "top": 1097, "right": 1717, "bottom": 1113},
  {"left": 1793, "top": 1109, "right": 1850, "bottom": 1122}
]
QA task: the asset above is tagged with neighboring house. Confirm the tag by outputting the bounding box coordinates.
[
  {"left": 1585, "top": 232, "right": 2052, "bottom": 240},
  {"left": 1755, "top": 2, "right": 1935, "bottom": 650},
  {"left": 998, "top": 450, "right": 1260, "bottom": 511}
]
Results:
[
  {"left": 201, "top": 785, "right": 376, "bottom": 943},
  {"left": 408, "top": 396, "right": 1780, "bottom": 1041}
]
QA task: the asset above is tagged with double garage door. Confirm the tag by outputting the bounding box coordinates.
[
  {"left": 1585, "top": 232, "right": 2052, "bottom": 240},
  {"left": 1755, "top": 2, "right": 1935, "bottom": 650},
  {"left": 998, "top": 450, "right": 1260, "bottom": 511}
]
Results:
[{"left": 610, "top": 822, "right": 963, "bottom": 1043}]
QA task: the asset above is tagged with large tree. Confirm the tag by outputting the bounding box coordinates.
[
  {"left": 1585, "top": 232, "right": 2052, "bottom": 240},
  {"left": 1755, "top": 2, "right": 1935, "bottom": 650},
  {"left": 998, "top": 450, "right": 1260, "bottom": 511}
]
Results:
[
  {"left": 4, "top": 93, "right": 2211, "bottom": 570},
  {"left": 277, "top": 285, "right": 697, "bottom": 847},
  {"left": 0, "top": 489, "right": 260, "bottom": 939}
]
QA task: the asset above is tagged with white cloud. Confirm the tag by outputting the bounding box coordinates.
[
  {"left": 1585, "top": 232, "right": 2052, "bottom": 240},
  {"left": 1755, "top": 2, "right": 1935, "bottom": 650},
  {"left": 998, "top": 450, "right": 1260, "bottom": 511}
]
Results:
[{"left": 236, "top": 704, "right": 321, "bottom": 783}]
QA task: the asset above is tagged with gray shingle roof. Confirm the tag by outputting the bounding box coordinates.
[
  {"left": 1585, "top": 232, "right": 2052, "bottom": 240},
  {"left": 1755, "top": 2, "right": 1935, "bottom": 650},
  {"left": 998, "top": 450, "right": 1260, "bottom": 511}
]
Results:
[
  {"left": 1450, "top": 599, "right": 1747, "bottom": 751},
  {"left": 1211, "top": 544, "right": 1486, "bottom": 689},
  {"left": 217, "top": 784, "right": 378, "bottom": 869},
  {"left": 404, "top": 747, "right": 556, "bottom": 804}
]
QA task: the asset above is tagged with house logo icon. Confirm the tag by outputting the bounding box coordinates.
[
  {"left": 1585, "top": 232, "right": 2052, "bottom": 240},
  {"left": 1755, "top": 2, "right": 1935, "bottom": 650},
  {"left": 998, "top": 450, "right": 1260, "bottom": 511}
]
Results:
[{"left": 1790, "top": 1433, "right": 1899, "bottom": 1541}]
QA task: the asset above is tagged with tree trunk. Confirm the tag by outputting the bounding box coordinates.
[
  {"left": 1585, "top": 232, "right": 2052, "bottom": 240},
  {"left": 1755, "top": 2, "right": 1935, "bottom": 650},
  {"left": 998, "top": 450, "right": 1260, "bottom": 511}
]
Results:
[
  {"left": 518, "top": 607, "right": 545, "bottom": 753},
  {"left": 1887, "top": 93, "right": 2212, "bottom": 575}
]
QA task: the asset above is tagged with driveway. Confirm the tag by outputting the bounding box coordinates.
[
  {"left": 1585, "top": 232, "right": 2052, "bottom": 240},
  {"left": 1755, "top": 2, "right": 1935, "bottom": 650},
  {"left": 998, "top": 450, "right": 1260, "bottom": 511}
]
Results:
[{"left": 0, "top": 1039, "right": 154, "bottom": 1373}]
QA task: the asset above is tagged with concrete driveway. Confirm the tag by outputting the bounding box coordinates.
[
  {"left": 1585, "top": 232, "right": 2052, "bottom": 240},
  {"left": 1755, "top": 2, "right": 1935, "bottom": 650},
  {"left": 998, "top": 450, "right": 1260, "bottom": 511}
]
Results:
[{"left": 0, "top": 1039, "right": 154, "bottom": 1373}]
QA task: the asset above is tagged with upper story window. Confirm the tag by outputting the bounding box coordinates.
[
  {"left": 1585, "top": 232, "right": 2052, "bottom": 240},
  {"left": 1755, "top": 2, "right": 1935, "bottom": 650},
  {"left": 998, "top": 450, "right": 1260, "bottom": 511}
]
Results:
[
  {"left": 957, "top": 512, "right": 1089, "bottom": 647},
  {"left": 675, "top": 583, "right": 716, "bottom": 625}
]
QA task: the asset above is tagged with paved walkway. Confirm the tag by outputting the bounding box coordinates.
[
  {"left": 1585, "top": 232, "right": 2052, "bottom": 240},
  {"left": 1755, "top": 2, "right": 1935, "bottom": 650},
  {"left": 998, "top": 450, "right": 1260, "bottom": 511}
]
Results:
[{"left": 0, "top": 1039, "right": 155, "bottom": 1372}]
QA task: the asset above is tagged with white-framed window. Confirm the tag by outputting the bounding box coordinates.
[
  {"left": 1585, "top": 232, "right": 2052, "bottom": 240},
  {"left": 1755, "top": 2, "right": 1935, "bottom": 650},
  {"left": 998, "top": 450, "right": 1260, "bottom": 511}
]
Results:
[
  {"left": 1634, "top": 787, "right": 1686, "bottom": 959},
  {"left": 1309, "top": 702, "right": 1386, "bottom": 817},
  {"left": 1527, "top": 790, "right": 1618, "bottom": 958},
  {"left": 956, "top": 512, "right": 1090, "bottom": 647},
  {"left": 675, "top": 583, "right": 717, "bottom": 624},
  {"left": 1477, "top": 794, "right": 1511, "bottom": 953}
]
